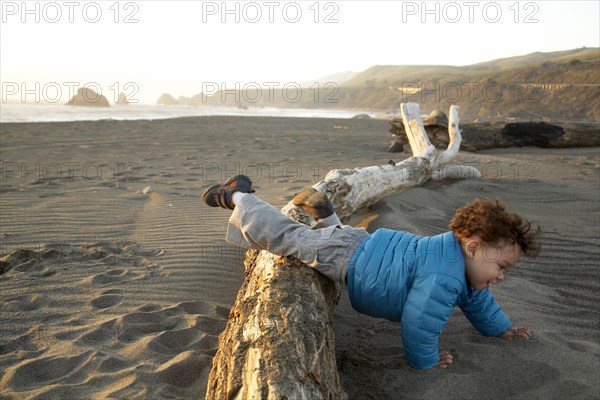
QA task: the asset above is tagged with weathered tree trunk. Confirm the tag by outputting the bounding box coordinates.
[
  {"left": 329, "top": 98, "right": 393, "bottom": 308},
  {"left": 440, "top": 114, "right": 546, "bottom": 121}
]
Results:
[
  {"left": 206, "top": 104, "right": 477, "bottom": 400},
  {"left": 390, "top": 114, "right": 600, "bottom": 151}
]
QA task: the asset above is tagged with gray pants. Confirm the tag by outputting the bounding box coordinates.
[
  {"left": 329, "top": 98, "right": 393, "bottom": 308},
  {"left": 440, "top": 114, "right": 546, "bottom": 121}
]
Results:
[{"left": 226, "top": 194, "right": 370, "bottom": 282}]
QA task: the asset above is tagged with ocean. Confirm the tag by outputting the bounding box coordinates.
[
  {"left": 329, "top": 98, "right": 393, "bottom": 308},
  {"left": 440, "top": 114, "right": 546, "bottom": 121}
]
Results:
[{"left": 0, "top": 103, "right": 377, "bottom": 123}]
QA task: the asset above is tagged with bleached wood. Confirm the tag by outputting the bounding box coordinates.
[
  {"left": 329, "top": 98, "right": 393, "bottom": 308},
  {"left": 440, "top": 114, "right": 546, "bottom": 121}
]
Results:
[
  {"left": 400, "top": 102, "right": 434, "bottom": 157},
  {"left": 438, "top": 105, "right": 462, "bottom": 164},
  {"left": 206, "top": 104, "right": 479, "bottom": 399}
]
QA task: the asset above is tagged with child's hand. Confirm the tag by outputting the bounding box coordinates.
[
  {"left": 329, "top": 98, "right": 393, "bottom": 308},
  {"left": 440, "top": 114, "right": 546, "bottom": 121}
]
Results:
[
  {"left": 499, "top": 327, "right": 532, "bottom": 340},
  {"left": 436, "top": 350, "right": 454, "bottom": 369}
]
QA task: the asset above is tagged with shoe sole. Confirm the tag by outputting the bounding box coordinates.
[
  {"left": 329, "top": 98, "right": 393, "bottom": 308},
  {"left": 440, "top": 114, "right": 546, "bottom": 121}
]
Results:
[{"left": 203, "top": 175, "right": 254, "bottom": 208}]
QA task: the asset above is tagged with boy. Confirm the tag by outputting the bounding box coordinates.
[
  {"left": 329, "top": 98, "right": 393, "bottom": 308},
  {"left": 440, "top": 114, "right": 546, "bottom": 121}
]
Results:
[{"left": 203, "top": 175, "right": 540, "bottom": 369}]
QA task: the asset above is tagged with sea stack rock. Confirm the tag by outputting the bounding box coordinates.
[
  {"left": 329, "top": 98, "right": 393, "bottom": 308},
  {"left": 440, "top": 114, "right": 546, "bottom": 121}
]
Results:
[
  {"left": 66, "top": 87, "right": 110, "bottom": 107},
  {"left": 157, "top": 93, "right": 179, "bottom": 105},
  {"left": 116, "top": 92, "right": 130, "bottom": 105}
]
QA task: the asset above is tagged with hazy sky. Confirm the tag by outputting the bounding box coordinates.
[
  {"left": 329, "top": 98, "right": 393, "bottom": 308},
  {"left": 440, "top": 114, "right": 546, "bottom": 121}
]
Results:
[{"left": 1, "top": 0, "right": 598, "bottom": 103}]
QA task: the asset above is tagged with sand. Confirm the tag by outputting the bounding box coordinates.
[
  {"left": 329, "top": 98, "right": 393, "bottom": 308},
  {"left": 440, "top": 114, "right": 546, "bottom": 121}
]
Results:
[{"left": 0, "top": 116, "right": 598, "bottom": 399}]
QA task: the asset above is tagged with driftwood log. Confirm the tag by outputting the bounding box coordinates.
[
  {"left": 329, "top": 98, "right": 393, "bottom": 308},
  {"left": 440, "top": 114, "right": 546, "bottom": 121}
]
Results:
[
  {"left": 389, "top": 110, "right": 477, "bottom": 152},
  {"left": 206, "top": 103, "right": 479, "bottom": 399},
  {"left": 389, "top": 111, "right": 600, "bottom": 152}
]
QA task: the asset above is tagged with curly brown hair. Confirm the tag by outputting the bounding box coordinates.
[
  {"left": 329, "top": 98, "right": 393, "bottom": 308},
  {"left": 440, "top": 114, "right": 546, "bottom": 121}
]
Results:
[{"left": 448, "top": 198, "right": 541, "bottom": 257}]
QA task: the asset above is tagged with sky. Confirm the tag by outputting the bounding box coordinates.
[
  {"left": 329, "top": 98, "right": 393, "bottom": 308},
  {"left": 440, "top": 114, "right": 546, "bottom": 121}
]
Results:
[{"left": 1, "top": 0, "right": 599, "bottom": 103}]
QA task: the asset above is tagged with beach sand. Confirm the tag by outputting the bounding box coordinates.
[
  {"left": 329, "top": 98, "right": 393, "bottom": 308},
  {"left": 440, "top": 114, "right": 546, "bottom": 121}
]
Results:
[{"left": 0, "top": 116, "right": 598, "bottom": 399}]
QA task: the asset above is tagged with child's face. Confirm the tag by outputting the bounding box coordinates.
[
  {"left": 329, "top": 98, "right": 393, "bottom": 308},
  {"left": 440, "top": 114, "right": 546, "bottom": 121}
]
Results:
[{"left": 462, "top": 238, "right": 521, "bottom": 291}]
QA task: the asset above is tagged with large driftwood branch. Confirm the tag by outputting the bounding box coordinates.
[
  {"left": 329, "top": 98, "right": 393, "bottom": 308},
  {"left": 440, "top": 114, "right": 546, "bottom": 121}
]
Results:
[
  {"left": 206, "top": 104, "right": 478, "bottom": 399},
  {"left": 389, "top": 113, "right": 600, "bottom": 151}
]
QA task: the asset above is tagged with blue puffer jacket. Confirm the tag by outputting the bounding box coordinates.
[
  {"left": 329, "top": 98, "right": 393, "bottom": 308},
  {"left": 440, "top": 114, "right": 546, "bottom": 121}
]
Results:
[{"left": 346, "top": 229, "right": 512, "bottom": 369}]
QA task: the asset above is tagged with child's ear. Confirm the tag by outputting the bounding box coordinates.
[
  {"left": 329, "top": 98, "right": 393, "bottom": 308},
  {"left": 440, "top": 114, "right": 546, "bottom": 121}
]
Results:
[{"left": 465, "top": 239, "right": 480, "bottom": 258}]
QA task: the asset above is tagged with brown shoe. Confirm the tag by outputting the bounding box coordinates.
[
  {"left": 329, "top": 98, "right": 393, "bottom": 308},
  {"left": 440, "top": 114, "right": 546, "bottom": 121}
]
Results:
[
  {"left": 292, "top": 188, "right": 334, "bottom": 220},
  {"left": 203, "top": 175, "right": 255, "bottom": 210}
]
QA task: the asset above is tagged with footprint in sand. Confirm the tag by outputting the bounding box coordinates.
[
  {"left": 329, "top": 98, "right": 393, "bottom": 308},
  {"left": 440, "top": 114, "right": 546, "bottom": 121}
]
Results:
[
  {"left": 81, "top": 261, "right": 165, "bottom": 287},
  {"left": 38, "top": 299, "right": 230, "bottom": 398},
  {"left": 80, "top": 300, "right": 227, "bottom": 356},
  {"left": 97, "top": 355, "right": 132, "bottom": 373},
  {"left": 87, "top": 269, "right": 139, "bottom": 286},
  {"left": 0, "top": 248, "right": 54, "bottom": 277},
  {"left": 0, "top": 350, "right": 95, "bottom": 390},
  {"left": 77, "top": 319, "right": 120, "bottom": 345},
  {"left": 152, "top": 351, "right": 212, "bottom": 388},
  {"left": 566, "top": 339, "right": 600, "bottom": 355},
  {"left": 149, "top": 326, "right": 201, "bottom": 355},
  {"left": 158, "top": 304, "right": 226, "bottom": 354},
  {"left": 136, "top": 303, "right": 163, "bottom": 312},
  {"left": 3, "top": 294, "right": 44, "bottom": 312},
  {"left": 91, "top": 289, "right": 124, "bottom": 309}
]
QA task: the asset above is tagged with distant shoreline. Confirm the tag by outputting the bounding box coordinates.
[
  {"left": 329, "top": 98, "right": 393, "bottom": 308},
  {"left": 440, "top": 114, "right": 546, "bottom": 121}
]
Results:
[{"left": 0, "top": 103, "right": 383, "bottom": 124}]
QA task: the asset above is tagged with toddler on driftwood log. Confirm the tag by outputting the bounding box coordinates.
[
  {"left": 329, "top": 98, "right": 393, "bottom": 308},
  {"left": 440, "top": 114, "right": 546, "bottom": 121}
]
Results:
[{"left": 204, "top": 174, "right": 541, "bottom": 369}]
